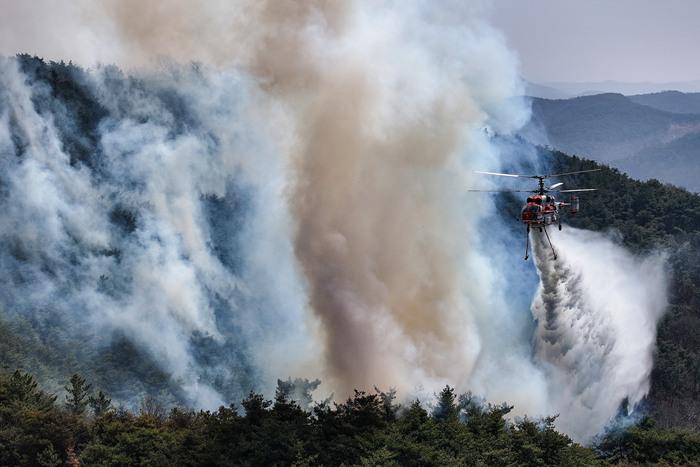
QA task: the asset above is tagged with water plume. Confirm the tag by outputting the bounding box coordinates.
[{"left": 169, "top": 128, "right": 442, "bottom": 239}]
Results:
[{"left": 531, "top": 227, "right": 668, "bottom": 441}]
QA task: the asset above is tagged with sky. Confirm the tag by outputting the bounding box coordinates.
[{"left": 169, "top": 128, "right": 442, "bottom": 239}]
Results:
[
  {"left": 490, "top": 0, "right": 700, "bottom": 84},
  {"left": 0, "top": 0, "right": 699, "bottom": 85}
]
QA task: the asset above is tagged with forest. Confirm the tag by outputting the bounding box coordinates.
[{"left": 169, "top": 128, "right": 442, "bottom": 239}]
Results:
[
  {"left": 3, "top": 369, "right": 700, "bottom": 466},
  {"left": 544, "top": 149, "right": 700, "bottom": 429}
]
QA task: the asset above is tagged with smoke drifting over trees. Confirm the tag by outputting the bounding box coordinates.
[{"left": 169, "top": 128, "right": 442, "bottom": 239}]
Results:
[{"left": 0, "top": 0, "right": 670, "bottom": 442}]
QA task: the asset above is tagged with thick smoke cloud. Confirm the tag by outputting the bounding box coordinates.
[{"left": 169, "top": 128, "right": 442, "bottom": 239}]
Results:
[
  {"left": 0, "top": 57, "right": 317, "bottom": 406},
  {"left": 270, "top": 2, "right": 531, "bottom": 396},
  {"left": 88, "top": 0, "right": 534, "bottom": 397},
  {"left": 0, "top": 0, "right": 669, "bottom": 441},
  {"left": 531, "top": 228, "right": 668, "bottom": 441}
]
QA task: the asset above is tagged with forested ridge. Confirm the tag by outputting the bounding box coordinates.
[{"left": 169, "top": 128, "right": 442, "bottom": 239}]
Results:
[
  {"left": 3, "top": 57, "right": 700, "bottom": 465},
  {"left": 4, "top": 369, "right": 700, "bottom": 466},
  {"left": 543, "top": 150, "right": 700, "bottom": 430}
]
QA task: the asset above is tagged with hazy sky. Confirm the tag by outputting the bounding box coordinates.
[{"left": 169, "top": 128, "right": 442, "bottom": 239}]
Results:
[
  {"left": 1, "top": 0, "right": 698, "bottom": 84},
  {"left": 490, "top": 0, "right": 700, "bottom": 83}
]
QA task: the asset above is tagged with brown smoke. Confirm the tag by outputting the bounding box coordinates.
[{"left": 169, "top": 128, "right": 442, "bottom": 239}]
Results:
[
  {"left": 253, "top": 3, "right": 484, "bottom": 394},
  {"left": 96, "top": 0, "right": 494, "bottom": 395}
]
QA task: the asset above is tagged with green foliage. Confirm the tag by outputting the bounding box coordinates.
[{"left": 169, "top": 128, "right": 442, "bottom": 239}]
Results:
[
  {"left": 36, "top": 444, "right": 61, "bottom": 467},
  {"left": 0, "top": 371, "right": 71, "bottom": 466},
  {"left": 433, "top": 385, "right": 458, "bottom": 422},
  {"left": 89, "top": 390, "right": 113, "bottom": 417},
  {"left": 6, "top": 369, "right": 700, "bottom": 465},
  {"left": 1, "top": 370, "right": 57, "bottom": 412},
  {"left": 597, "top": 418, "right": 700, "bottom": 465},
  {"left": 65, "top": 373, "right": 91, "bottom": 416},
  {"left": 545, "top": 149, "right": 700, "bottom": 429}
]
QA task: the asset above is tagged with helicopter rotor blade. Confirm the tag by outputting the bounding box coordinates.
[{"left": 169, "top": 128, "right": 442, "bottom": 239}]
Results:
[
  {"left": 475, "top": 168, "right": 601, "bottom": 180},
  {"left": 548, "top": 182, "right": 564, "bottom": 190},
  {"left": 474, "top": 171, "right": 536, "bottom": 179},
  {"left": 467, "top": 189, "right": 533, "bottom": 193},
  {"left": 544, "top": 169, "right": 601, "bottom": 178},
  {"left": 557, "top": 188, "right": 597, "bottom": 193}
]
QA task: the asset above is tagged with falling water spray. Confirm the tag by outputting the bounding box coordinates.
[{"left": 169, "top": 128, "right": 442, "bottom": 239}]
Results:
[{"left": 530, "top": 227, "right": 668, "bottom": 441}]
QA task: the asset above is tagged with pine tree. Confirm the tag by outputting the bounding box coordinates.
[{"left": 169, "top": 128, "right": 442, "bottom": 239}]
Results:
[
  {"left": 36, "top": 445, "right": 61, "bottom": 467},
  {"left": 88, "top": 390, "right": 112, "bottom": 417},
  {"left": 5, "top": 370, "right": 57, "bottom": 411},
  {"left": 433, "top": 385, "right": 459, "bottom": 422},
  {"left": 64, "top": 373, "right": 91, "bottom": 416}
]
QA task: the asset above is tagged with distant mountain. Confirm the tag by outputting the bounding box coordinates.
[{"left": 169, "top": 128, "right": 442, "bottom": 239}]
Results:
[
  {"left": 523, "top": 80, "right": 572, "bottom": 99},
  {"left": 523, "top": 92, "right": 700, "bottom": 191},
  {"left": 629, "top": 90, "right": 700, "bottom": 114},
  {"left": 617, "top": 132, "right": 700, "bottom": 190},
  {"left": 534, "top": 80, "right": 700, "bottom": 96}
]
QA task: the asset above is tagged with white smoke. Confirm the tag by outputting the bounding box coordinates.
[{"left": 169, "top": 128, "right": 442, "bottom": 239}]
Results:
[
  {"left": 0, "top": 57, "right": 318, "bottom": 406},
  {"left": 531, "top": 227, "right": 668, "bottom": 441}
]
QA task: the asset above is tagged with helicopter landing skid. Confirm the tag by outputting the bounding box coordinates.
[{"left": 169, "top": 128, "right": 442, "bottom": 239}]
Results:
[
  {"left": 524, "top": 223, "right": 557, "bottom": 261},
  {"left": 543, "top": 224, "right": 557, "bottom": 260},
  {"left": 524, "top": 224, "right": 530, "bottom": 260}
]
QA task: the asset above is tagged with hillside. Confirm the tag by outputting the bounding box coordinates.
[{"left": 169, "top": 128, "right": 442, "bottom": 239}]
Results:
[
  {"left": 540, "top": 149, "right": 700, "bottom": 429},
  {"left": 524, "top": 93, "right": 700, "bottom": 192},
  {"left": 617, "top": 132, "right": 700, "bottom": 191},
  {"left": 629, "top": 91, "right": 700, "bottom": 115}
]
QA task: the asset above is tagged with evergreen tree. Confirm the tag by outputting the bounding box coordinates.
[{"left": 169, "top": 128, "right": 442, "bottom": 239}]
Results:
[
  {"left": 376, "top": 386, "right": 399, "bottom": 421},
  {"left": 36, "top": 445, "right": 61, "bottom": 467},
  {"left": 88, "top": 390, "right": 112, "bottom": 417},
  {"left": 2, "top": 370, "right": 57, "bottom": 411},
  {"left": 433, "top": 385, "right": 459, "bottom": 421},
  {"left": 64, "top": 373, "right": 91, "bottom": 416}
]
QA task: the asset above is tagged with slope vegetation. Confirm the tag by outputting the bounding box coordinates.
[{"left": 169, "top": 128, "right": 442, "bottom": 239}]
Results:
[{"left": 542, "top": 150, "right": 700, "bottom": 429}]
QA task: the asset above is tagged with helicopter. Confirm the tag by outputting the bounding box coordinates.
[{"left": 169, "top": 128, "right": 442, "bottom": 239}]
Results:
[{"left": 469, "top": 169, "right": 600, "bottom": 260}]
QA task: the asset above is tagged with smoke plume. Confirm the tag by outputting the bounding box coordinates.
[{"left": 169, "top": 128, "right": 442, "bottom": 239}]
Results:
[
  {"left": 268, "top": 2, "right": 528, "bottom": 395},
  {"left": 89, "top": 0, "right": 533, "bottom": 396}
]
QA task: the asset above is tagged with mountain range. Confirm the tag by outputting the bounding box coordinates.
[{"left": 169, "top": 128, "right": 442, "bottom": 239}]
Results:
[
  {"left": 522, "top": 91, "right": 700, "bottom": 192},
  {"left": 526, "top": 80, "right": 700, "bottom": 98}
]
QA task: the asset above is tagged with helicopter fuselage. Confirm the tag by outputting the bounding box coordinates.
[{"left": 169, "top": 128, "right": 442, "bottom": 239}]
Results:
[{"left": 521, "top": 194, "right": 559, "bottom": 226}]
